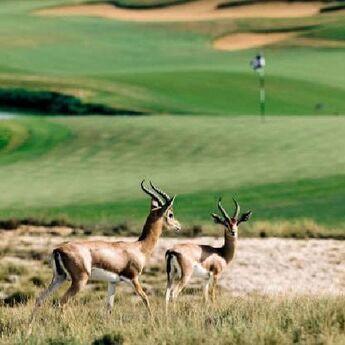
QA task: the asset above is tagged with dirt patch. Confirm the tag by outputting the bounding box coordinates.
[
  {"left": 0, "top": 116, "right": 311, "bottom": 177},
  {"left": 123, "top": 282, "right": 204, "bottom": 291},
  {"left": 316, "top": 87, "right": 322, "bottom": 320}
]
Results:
[
  {"left": 1, "top": 230, "right": 344, "bottom": 295},
  {"left": 37, "top": 1, "right": 323, "bottom": 22},
  {"left": 154, "top": 237, "right": 345, "bottom": 295},
  {"left": 213, "top": 32, "right": 296, "bottom": 51}
]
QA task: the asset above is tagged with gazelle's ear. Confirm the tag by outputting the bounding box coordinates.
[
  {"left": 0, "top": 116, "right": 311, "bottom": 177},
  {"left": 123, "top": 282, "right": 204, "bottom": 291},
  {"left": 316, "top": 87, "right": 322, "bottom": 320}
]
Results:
[
  {"left": 211, "top": 213, "right": 225, "bottom": 225},
  {"left": 238, "top": 211, "right": 252, "bottom": 224},
  {"left": 151, "top": 199, "right": 160, "bottom": 210}
]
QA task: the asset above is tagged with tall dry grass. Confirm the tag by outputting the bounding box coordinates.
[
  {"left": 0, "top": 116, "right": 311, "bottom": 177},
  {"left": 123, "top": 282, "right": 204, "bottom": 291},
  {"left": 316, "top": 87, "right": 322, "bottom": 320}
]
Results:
[{"left": 0, "top": 293, "right": 344, "bottom": 344}]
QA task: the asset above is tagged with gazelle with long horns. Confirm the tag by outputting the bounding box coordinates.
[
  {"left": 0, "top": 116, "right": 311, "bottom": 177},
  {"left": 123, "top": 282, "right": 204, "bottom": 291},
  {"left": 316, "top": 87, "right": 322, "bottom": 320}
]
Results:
[
  {"left": 34, "top": 181, "right": 181, "bottom": 315},
  {"left": 165, "top": 198, "right": 251, "bottom": 308}
]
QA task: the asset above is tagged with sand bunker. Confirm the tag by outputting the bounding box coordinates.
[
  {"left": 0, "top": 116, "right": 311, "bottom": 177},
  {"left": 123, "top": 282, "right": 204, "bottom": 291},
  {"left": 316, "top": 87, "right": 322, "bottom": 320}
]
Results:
[
  {"left": 214, "top": 32, "right": 295, "bottom": 51},
  {"left": 213, "top": 33, "right": 345, "bottom": 51},
  {"left": 37, "top": 1, "right": 323, "bottom": 22}
]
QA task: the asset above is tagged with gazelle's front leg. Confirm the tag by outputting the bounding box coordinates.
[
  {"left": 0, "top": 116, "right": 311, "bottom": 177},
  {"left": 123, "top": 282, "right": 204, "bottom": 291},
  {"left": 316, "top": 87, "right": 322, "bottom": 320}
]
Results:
[
  {"left": 202, "top": 273, "right": 213, "bottom": 302},
  {"left": 210, "top": 274, "right": 219, "bottom": 303},
  {"left": 106, "top": 282, "right": 116, "bottom": 313},
  {"left": 132, "top": 276, "right": 152, "bottom": 317}
]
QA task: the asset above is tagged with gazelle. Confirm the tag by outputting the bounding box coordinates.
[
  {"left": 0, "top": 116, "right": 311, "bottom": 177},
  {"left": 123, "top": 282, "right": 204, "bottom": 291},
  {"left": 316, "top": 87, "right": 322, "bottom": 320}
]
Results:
[
  {"left": 34, "top": 181, "right": 181, "bottom": 316},
  {"left": 165, "top": 198, "right": 251, "bottom": 309}
]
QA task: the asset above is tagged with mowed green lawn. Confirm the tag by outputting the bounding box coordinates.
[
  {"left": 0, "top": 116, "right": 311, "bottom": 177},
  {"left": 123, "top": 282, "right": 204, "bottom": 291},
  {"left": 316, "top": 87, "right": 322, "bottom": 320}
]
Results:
[
  {"left": 0, "top": 0, "right": 345, "bottom": 115},
  {"left": 0, "top": 1, "right": 344, "bottom": 235},
  {"left": 0, "top": 116, "right": 344, "bottom": 236}
]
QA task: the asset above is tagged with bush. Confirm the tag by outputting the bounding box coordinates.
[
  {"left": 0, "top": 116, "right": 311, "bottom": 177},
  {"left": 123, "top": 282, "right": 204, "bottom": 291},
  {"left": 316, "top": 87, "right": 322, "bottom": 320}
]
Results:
[
  {"left": 2, "top": 290, "right": 34, "bottom": 307},
  {"left": 0, "top": 88, "right": 144, "bottom": 116},
  {"left": 30, "top": 275, "right": 45, "bottom": 287},
  {"left": 92, "top": 333, "right": 124, "bottom": 345}
]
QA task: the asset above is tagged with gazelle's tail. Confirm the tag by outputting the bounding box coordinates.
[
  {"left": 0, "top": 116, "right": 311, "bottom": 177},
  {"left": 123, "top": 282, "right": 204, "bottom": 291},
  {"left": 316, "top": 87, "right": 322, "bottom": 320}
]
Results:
[
  {"left": 52, "top": 249, "right": 68, "bottom": 278},
  {"left": 165, "top": 250, "right": 182, "bottom": 311}
]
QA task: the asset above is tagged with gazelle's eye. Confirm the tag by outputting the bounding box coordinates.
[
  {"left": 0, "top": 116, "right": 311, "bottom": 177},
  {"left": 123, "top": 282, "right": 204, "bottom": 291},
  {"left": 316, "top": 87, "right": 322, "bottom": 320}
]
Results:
[{"left": 168, "top": 213, "right": 174, "bottom": 219}]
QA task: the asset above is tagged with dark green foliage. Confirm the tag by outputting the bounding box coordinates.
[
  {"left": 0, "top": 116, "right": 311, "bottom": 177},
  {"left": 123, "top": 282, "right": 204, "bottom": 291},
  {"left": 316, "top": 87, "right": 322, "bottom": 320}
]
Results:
[
  {"left": 92, "top": 333, "right": 124, "bottom": 345},
  {"left": 30, "top": 275, "right": 45, "bottom": 287},
  {"left": 217, "top": 0, "right": 255, "bottom": 9},
  {"left": 0, "top": 217, "right": 83, "bottom": 231},
  {"left": 2, "top": 290, "right": 34, "bottom": 307},
  {"left": 0, "top": 88, "right": 143, "bottom": 116},
  {"left": 0, "top": 127, "right": 11, "bottom": 151},
  {"left": 321, "top": 2, "right": 345, "bottom": 13}
]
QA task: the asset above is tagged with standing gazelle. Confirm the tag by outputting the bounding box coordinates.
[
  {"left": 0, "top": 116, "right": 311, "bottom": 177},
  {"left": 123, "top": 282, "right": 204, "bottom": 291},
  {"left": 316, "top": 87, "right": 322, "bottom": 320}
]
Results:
[
  {"left": 165, "top": 198, "right": 251, "bottom": 309},
  {"left": 34, "top": 180, "right": 181, "bottom": 316}
]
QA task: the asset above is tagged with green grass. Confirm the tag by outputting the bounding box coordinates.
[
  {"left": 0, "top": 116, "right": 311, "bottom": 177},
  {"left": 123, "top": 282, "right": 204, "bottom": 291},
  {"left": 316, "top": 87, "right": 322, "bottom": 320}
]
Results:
[
  {"left": 0, "top": 116, "right": 344, "bottom": 237},
  {"left": 0, "top": 2, "right": 344, "bottom": 236},
  {"left": 0, "top": 294, "right": 344, "bottom": 344},
  {"left": 0, "top": 1, "right": 344, "bottom": 115}
]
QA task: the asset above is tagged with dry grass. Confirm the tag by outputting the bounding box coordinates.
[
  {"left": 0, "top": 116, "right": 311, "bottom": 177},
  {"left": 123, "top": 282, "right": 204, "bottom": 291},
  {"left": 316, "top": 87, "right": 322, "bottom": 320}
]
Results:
[
  {"left": 0, "top": 294, "right": 344, "bottom": 344},
  {"left": 0, "top": 229, "right": 344, "bottom": 344}
]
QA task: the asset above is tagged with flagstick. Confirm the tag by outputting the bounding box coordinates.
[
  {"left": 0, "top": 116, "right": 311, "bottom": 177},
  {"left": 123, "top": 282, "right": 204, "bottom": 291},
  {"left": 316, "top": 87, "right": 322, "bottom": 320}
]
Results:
[{"left": 259, "top": 69, "right": 265, "bottom": 122}]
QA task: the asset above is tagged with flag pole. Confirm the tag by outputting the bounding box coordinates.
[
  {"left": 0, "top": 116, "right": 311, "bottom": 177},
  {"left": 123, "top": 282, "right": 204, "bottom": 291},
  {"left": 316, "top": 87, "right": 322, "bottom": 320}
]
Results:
[
  {"left": 250, "top": 53, "right": 266, "bottom": 122},
  {"left": 259, "top": 69, "right": 265, "bottom": 121}
]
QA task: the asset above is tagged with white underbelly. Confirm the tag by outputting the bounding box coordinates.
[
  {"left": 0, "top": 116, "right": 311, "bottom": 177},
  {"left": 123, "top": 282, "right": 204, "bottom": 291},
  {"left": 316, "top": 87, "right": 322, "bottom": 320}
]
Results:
[
  {"left": 192, "top": 263, "right": 210, "bottom": 279},
  {"left": 90, "top": 267, "right": 121, "bottom": 283}
]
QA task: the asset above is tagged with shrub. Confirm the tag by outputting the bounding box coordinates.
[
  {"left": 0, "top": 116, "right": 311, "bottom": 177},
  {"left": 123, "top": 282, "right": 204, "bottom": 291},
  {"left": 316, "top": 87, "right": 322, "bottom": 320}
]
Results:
[
  {"left": 2, "top": 290, "right": 34, "bottom": 307},
  {"left": 0, "top": 88, "right": 144, "bottom": 116},
  {"left": 30, "top": 275, "right": 45, "bottom": 287},
  {"left": 92, "top": 333, "right": 124, "bottom": 345}
]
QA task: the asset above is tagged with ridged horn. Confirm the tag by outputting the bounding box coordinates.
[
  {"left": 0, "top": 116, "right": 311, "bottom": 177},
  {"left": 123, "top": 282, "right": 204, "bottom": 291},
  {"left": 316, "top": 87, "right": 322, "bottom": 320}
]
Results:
[
  {"left": 140, "top": 180, "right": 163, "bottom": 206},
  {"left": 149, "top": 181, "right": 170, "bottom": 202},
  {"left": 217, "top": 198, "right": 230, "bottom": 221},
  {"left": 232, "top": 198, "right": 240, "bottom": 219}
]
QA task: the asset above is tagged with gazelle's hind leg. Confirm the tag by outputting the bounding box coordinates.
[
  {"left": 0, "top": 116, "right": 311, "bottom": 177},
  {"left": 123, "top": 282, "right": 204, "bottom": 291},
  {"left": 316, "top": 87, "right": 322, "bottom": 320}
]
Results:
[
  {"left": 171, "top": 272, "right": 192, "bottom": 301},
  {"left": 170, "top": 256, "right": 192, "bottom": 302},
  {"left": 35, "top": 274, "right": 66, "bottom": 307},
  {"left": 60, "top": 273, "right": 88, "bottom": 306},
  {"left": 31, "top": 252, "right": 67, "bottom": 322},
  {"left": 165, "top": 251, "right": 178, "bottom": 308}
]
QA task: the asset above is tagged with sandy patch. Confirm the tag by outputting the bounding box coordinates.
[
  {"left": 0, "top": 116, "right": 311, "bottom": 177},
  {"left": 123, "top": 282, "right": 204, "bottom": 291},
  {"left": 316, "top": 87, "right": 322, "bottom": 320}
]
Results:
[
  {"left": 1, "top": 229, "right": 344, "bottom": 295},
  {"left": 214, "top": 33, "right": 345, "bottom": 51},
  {"left": 214, "top": 32, "right": 296, "bottom": 51},
  {"left": 37, "top": 1, "right": 323, "bottom": 22},
  {"left": 289, "top": 37, "right": 345, "bottom": 48},
  {"left": 154, "top": 237, "right": 345, "bottom": 295}
]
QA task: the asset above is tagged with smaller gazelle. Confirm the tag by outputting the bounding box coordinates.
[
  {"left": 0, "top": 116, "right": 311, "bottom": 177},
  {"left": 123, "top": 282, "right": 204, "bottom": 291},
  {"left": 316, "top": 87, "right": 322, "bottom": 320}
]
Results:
[
  {"left": 165, "top": 198, "right": 251, "bottom": 309},
  {"left": 34, "top": 181, "right": 181, "bottom": 316}
]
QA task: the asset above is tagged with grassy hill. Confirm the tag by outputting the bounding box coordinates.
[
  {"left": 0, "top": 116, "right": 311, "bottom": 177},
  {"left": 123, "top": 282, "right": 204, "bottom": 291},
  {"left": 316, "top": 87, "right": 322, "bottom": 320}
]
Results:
[
  {"left": 0, "top": 116, "right": 344, "bottom": 237},
  {"left": 0, "top": 1, "right": 344, "bottom": 236},
  {"left": 0, "top": 0, "right": 344, "bottom": 115}
]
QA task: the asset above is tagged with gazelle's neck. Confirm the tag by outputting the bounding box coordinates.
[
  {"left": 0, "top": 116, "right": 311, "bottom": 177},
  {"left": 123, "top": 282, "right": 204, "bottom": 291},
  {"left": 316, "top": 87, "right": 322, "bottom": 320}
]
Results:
[
  {"left": 221, "top": 230, "right": 237, "bottom": 263},
  {"left": 138, "top": 212, "right": 163, "bottom": 255}
]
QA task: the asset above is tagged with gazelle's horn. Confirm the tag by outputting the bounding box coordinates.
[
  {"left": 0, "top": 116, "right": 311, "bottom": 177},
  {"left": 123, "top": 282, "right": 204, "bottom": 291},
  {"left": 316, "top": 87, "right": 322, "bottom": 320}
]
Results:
[
  {"left": 217, "top": 198, "right": 230, "bottom": 221},
  {"left": 232, "top": 198, "right": 240, "bottom": 219},
  {"left": 149, "top": 181, "right": 170, "bottom": 202},
  {"left": 140, "top": 180, "right": 163, "bottom": 206}
]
